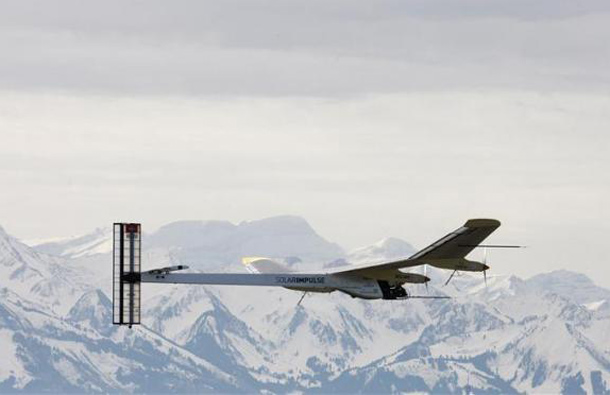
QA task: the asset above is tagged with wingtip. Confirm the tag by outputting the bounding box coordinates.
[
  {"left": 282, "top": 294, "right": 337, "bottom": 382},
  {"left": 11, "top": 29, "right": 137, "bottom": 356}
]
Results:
[
  {"left": 464, "top": 218, "right": 501, "bottom": 228},
  {"left": 242, "top": 257, "right": 264, "bottom": 266}
]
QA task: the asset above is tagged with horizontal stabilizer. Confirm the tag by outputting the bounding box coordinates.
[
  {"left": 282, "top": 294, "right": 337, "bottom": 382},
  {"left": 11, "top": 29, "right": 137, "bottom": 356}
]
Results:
[
  {"left": 112, "top": 223, "right": 141, "bottom": 327},
  {"left": 145, "top": 265, "right": 189, "bottom": 275}
]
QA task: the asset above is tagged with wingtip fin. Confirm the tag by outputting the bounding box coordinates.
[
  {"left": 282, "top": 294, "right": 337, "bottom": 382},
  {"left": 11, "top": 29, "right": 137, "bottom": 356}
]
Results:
[{"left": 464, "top": 218, "right": 501, "bottom": 228}]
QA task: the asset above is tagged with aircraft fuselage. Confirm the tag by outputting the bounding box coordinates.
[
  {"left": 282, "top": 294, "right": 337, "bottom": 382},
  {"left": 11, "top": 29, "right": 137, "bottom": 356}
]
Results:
[{"left": 140, "top": 272, "right": 414, "bottom": 300}]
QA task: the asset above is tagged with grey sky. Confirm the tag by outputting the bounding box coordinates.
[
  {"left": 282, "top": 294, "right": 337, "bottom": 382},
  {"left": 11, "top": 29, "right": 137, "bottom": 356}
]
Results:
[
  {"left": 2, "top": 0, "right": 610, "bottom": 96},
  {"left": 1, "top": 1, "right": 609, "bottom": 286}
]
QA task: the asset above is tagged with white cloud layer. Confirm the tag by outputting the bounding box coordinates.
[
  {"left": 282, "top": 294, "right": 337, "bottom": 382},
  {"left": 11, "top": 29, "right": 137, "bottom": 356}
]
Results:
[
  {"left": 1, "top": 91, "right": 609, "bottom": 285},
  {"left": 0, "top": 0, "right": 609, "bottom": 96},
  {"left": 0, "top": 1, "right": 609, "bottom": 286}
]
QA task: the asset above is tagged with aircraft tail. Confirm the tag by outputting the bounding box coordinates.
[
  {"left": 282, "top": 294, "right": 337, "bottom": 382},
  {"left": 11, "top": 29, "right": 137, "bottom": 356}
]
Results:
[{"left": 112, "top": 223, "right": 142, "bottom": 327}]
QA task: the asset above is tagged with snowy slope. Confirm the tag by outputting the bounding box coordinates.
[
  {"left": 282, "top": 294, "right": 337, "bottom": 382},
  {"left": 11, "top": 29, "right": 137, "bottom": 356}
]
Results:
[
  {"left": 28, "top": 228, "right": 112, "bottom": 259},
  {"left": 0, "top": 287, "right": 238, "bottom": 392},
  {"left": 526, "top": 270, "right": 610, "bottom": 305},
  {"left": 145, "top": 216, "right": 345, "bottom": 271},
  {"left": 331, "top": 291, "right": 610, "bottom": 394},
  {"left": 347, "top": 237, "right": 416, "bottom": 265},
  {"left": 1, "top": 219, "right": 609, "bottom": 393},
  {"left": 0, "top": 225, "right": 93, "bottom": 315}
]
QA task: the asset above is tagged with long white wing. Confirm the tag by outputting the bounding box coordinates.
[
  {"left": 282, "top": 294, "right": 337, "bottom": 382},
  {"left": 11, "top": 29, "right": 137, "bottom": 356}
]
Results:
[{"left": 329, "top": 219, "right": 501, "bottom": 276}]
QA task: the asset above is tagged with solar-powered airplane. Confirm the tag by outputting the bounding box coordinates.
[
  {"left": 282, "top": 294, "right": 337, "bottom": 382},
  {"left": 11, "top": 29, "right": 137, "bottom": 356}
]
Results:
[{"left": 113, "top": 219, "right": 509, "bottom": 327}]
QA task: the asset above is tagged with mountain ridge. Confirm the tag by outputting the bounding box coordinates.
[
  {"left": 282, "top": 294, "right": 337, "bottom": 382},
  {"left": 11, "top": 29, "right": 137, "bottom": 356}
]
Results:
[{"left": 1, "top": 218, "right": 609, "bottom": 393}]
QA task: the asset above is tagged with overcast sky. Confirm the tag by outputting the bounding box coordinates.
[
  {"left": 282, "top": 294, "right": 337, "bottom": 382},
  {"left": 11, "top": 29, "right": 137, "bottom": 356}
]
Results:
[{"left": 1, "top": 0, "right": 609, "bottom": 286}]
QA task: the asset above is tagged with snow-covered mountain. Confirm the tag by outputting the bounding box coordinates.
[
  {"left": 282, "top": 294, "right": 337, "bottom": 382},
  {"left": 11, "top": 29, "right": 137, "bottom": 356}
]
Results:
[
  {"left": 2, "top": 218, "right": 610, "bottom": 393},
  {"left": 525, "top": 270, "right": 610, "bottom": 305},
  {"left": 0, "top": 225, "right": 92, "bottom": 315},
  {"left": 28, "top": 227, "right": 112, "bottom": 259},
  {"left": 0, "top": 287, "right": 238, "bottom": 392},
  {"left": 334, "top": 276, "right": 610, "bottom": 394},
  {"left": 347, "top": 237, "right": 416, "bottom": 265},
  {"left": 145, "top": 216, "right": 345, "bottom": 271}
]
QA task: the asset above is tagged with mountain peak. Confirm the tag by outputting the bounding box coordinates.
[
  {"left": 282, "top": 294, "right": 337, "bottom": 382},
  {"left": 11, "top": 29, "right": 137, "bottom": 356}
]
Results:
[
  {"left": 348, "top": 237, "right": 415, "bottom": 264},
  {"left": 145, "top": 216, "right": 344, "bottom": 270},
  {"left": 238, "top": 215, "right": 315, "bottom": 234},
  {"left": 375, "top": 237, "right": 415, "bottom": 252},
  {"left": 529, "top": 269, "right": 592, "bottom": 282},
  {"left": 0, "top": 224, "right": 18, "bottom": 245},
  {"left": 526, "top": 270, "right": 610, "bottom": 305},
  {"left": 67, "top": 289, "right": 112, "bottom": 332},
  {"left": 29, "top": 227, "right": 112, "bottom": 258},
  {"left": 149, "top": 220, "right": 236, "bottom": 249}
]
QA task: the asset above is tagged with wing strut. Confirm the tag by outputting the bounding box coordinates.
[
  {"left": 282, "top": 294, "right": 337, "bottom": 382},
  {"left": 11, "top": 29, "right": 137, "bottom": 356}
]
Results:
[
  {"left": 444, "top": 269, "right": 458, "bottom": 286},
  {"left": 297, "top": 292, "right": 308, "bottom": 306}
]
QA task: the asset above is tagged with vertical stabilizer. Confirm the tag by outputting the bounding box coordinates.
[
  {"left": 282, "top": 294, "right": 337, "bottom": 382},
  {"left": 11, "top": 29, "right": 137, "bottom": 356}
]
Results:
[{"left": 112, "top": 223, "right": 141, "bottom": 327}]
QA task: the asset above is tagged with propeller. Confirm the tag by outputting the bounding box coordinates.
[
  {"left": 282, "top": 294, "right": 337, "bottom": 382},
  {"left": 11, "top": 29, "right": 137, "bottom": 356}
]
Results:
[
  {"left": 423, "top": 264, "right": 429, "bottom": 293},
  {"left": 452, "top": 244, "right": 525, "bottom": 290},
  {"left": 483, "top": 247, "right": 488, "bottom": 288}
]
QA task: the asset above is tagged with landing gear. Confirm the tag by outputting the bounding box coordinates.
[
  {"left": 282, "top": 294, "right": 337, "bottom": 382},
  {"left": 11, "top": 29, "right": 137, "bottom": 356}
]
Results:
[{"left": 378, "top": 281, "right": 408, "bottom": 300}]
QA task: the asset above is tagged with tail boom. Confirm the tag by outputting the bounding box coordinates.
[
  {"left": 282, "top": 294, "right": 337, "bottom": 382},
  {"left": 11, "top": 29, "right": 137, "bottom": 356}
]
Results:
[{"left": 141, "top": 272, "right": 331, "bottom": 290}]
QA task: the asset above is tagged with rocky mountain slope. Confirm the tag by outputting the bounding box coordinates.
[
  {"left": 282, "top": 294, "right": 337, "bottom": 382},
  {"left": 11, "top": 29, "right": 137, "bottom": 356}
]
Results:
[{"left": 1, "top": 218, "right": 608, "bottom": 393}]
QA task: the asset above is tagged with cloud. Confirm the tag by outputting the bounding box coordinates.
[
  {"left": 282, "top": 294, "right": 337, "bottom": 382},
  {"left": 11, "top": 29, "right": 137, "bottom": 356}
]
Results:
[
  {"left": 0, "top": 0, "right": 609, "bottom": 96},
  {"left": 0, "top": 1, "right": 609, "bottom": 286}
]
